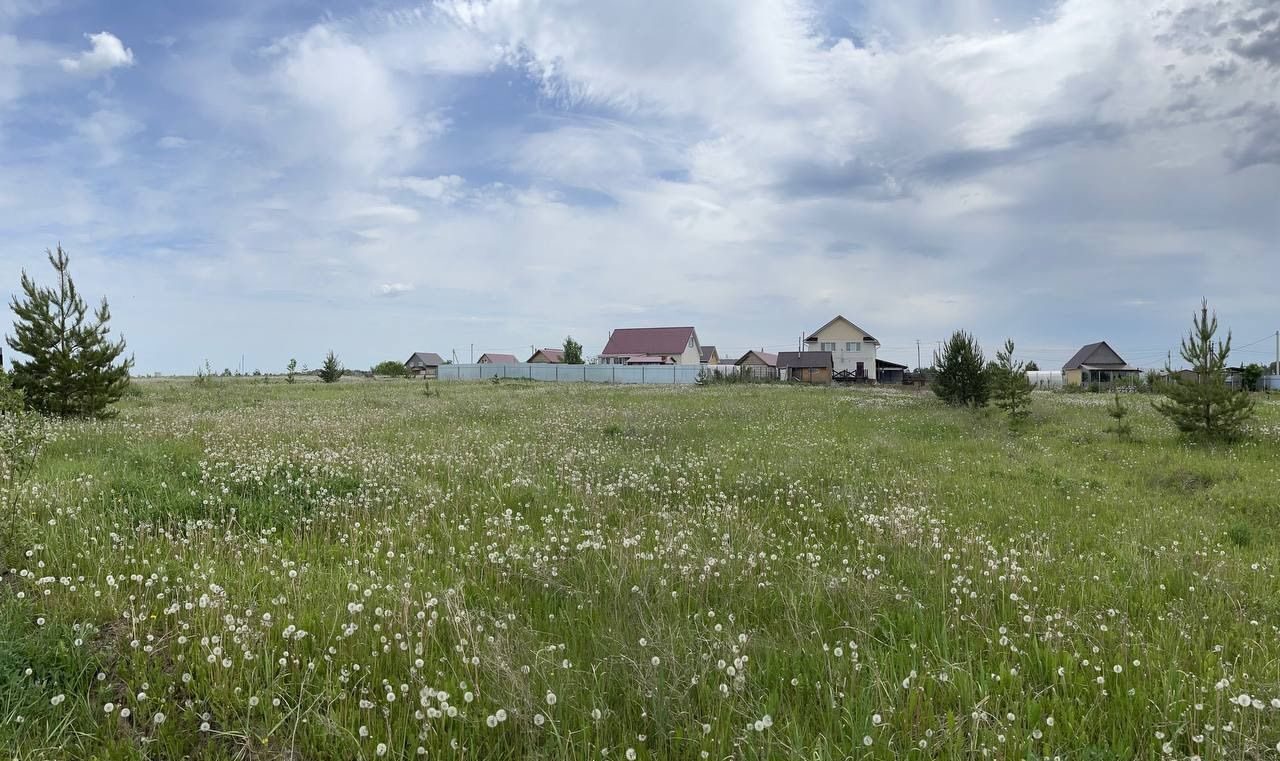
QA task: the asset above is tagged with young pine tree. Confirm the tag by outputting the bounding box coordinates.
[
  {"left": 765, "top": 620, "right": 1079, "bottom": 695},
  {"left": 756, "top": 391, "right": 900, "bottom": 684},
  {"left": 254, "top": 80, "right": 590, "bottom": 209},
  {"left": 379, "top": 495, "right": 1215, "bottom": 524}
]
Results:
[
  {"left": 318, "top": 350, "right": 344, "bottom": 383},
  {"left": 932, "top": 330, "right": 989, "bottom": 407},
  {"left": 285, "top": 358, "right": 298, "bottom": 384},
  {"left": 1153, "top": 299, "right": 1253, "bottom": 439},
  {"left": 1107, "top": 391, "right": 1132, "bottom": 441},
  {"left": 562, "top": 336, "right": 584, "bottom": 365},
  {"left": 992, "top": 339, "right": 1034, "bottom": 421},
  {"left": 7, "top": 246, "right": 133, "bottom": 417}
]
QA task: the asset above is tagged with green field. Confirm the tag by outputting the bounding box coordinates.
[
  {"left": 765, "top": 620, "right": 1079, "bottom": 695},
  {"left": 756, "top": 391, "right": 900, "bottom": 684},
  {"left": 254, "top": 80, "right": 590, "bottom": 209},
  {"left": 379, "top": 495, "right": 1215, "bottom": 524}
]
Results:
[{"left": 3, "top": 380, "right": 1279, "bottom": 759}]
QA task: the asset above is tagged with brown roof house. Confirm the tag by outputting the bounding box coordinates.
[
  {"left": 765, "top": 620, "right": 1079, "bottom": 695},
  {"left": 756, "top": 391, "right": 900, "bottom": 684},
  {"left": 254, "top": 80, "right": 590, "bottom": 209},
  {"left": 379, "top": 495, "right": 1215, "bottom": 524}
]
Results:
[
  {"left": 1062, "top": 342, "right": 1139, "bottom": 386},
  {"left": 527, "top": 348, "right": 565, "bottom": 363},
  {"left": 405, "top": 352, "right": 445, "bottom": 379},
  {"left": 700, "top": 346, "right": 720, "bottom": 364},
  {"left": 477, "top": 353, "right": 519, "bottom": 364},
  {"left": 599, "top": 326, "right": 702, "bottom": 365},
  {"left": 735, "top": 350, "right": 778, "bottom": 379},
  {"left": 777, "top": 351, "right": 832, "bottom": 383}
]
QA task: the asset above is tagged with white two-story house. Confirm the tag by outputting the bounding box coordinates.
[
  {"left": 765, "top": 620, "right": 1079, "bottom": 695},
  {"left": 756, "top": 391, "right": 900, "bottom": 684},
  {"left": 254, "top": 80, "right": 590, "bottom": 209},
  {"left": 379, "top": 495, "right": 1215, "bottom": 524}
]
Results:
[{"left": 802, "top": 315, "right": 879, "bottom": 380}]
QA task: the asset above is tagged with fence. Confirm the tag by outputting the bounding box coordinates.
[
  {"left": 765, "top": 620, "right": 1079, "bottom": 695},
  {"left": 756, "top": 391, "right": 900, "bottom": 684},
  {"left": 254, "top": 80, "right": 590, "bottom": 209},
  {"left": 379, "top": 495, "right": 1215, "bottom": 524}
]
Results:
[
  {"left": 435, "top": 363, "right": 747, "bottom": 385},
  {"left": 1265, "top": 375, "right": 1280, "bottom": 391}
]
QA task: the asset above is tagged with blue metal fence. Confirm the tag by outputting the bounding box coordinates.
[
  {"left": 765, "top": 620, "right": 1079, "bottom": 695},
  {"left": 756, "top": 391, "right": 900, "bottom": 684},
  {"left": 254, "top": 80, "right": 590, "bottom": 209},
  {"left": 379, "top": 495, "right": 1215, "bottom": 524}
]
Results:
[{"left": 436, "top": 363, "right": 737, "bottom": 385}]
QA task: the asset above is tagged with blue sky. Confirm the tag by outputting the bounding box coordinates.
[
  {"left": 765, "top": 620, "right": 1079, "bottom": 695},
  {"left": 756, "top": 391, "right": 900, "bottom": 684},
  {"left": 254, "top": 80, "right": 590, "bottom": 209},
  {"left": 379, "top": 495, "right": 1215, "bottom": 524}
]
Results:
[{"left": 1, "top": 0, "right": 1278, "bottom": 374}]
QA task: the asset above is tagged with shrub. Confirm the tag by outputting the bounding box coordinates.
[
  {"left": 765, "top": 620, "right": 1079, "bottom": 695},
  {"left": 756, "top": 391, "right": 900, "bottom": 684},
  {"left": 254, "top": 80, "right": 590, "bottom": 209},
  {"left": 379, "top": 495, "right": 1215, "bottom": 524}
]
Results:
[
  {"left": 932, "top": 331, "right": 989, "bottom": 407},
  {"left": 1241, "top": 363, "right": 1264, "bottom": 392},
  {"left": 1106, "top": 391, "right": 1132, "bottom": 441},
  {"left": 285, "top": 359, "right": 298, "bottom": 384},
  {"left": 563, "top": 336, "right": 584, "bottom": 365},
  {"left": 372, "top": 360, "right": 409, "bottom": 378}
]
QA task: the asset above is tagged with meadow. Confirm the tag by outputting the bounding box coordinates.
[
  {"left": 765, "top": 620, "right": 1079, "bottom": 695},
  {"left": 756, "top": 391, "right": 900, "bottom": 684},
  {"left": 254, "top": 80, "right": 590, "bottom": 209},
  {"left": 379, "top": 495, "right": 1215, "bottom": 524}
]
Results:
[{"left": 2, "top": 379, "right": 1279, "bottom": 760}]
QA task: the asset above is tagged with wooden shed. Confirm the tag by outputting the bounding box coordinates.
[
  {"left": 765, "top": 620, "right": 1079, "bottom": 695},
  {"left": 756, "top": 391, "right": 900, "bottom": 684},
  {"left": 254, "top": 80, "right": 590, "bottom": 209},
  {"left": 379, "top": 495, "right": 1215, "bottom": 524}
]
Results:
[{"left": 777, "top": 351, "right": 832, "bottom": 383}]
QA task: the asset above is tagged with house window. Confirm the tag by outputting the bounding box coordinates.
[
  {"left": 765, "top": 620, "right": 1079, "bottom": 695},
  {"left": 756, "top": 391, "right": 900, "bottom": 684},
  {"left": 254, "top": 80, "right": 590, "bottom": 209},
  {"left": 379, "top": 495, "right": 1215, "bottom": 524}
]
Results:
[
  {"left": 820, "top": 342, "right": 835, "bottom": 351},
  {"left": 845, "top": 342, "right": 862, "bottom": 352}
]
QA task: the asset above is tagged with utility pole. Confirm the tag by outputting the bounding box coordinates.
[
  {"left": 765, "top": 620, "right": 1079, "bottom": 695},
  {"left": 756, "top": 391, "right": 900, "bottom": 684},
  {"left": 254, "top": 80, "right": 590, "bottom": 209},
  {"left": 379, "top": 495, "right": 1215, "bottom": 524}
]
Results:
[
  {"left": 470, "top": 344, "right": 474, "bottom": 364},
  {"left": 916, "top": 339, "right": 921, "bottom": 371}
]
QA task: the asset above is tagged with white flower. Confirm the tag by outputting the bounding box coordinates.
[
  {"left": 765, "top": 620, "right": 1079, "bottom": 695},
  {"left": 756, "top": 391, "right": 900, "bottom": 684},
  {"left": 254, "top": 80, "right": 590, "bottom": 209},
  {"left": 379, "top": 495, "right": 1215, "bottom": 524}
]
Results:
[
  {"left": 863, "top": 736, "right": 873, "bottom": 746},
  {"left": 626, "top": 749, "right": 637, "bottom": 760},
  {"left": 376, "top": 743, "right": 387, "bottom": 757},
  {"left": 103, "top": 702, "right": 115, "bottom": 713},
  {"left": 545, "top": 692, "right": 557, "bottom": 706},
  {"left": 153, "top": 712, "right": 166, "bottom": 725},
  {"left": 871, "top": 714, "right": 882, "bottom": 726}
]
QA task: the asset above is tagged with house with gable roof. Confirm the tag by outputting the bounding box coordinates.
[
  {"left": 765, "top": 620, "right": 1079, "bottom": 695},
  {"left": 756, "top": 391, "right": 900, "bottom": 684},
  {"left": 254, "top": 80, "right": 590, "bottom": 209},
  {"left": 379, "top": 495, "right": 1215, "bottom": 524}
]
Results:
[
  {"left": 598, "top": 326, "right": 702, "bottom": 365},
  {"left": 1062, "top": 341, "right": 1140, "bottom": 386},
  {"left": 802, "top": 315, "right": 880, "bottom": 381}
]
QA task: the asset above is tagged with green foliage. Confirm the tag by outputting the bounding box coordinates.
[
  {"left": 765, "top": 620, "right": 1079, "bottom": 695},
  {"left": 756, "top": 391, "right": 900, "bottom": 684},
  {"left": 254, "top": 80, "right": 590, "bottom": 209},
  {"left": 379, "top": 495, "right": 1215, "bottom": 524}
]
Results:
[
  {"left": 1024, "top": 360, "right": 1039, "bottom": 371},
  {"left": 1107, "top": 391, "right": 1132, "bottom": 441},
  {"left": 1241, "top": 363, "right": 1264, "bottom": 392},
  {"left": 932, "top": 330, "right": 989, "bottom": 407},
  {"left": 562, "top": 335, "right": 584, "bottom": 365},
  {"left": 6, "top": 245, "right": 133, "bottom": 418},
  {"left": 371, "top": 360, "right": 409, "bottom": 377},
  {"left": 318, "top": 351, "right": 344, "bottom": 384},
  {"left": 285, "top": 358, "right": 298, "bottom": 384},
  {"left": 991, "top": 339, "right": 1033, "bottom": 421},
  {"left": 1153, "top": 300, "right": 1254, "bottom": 440}
]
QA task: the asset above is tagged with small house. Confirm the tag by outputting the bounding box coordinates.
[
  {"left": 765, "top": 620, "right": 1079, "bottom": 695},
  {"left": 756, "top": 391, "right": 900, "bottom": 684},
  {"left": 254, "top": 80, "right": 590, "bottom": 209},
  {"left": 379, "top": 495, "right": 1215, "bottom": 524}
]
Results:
[
  {"left": 700, "top": 346, "right": 720, "bottom": 364},
  {"left": 405, "top": 352, "right": 444, "bottom": 379},
  {"left": 477, "top": 353, "right": 519, "bottom": 364},
  {"left": 527, "top": 348, "right": 565, "bottom": 363},
  {"left": 735, "top": 350, "right": 778, "bottom": 380},
  {"left": 1062, "top": 342, "right": 1140, "bottom": 386},
  {"left": 599, "top": 326, "right": 702, "bottom": 365},
  {"left": 778, "top": 351, "right": 832, "bottom": 383}
]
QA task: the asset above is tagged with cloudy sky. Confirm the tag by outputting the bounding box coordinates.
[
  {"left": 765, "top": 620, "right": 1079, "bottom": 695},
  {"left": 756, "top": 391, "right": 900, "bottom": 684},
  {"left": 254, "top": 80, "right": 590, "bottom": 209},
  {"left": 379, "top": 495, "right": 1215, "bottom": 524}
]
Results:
[{"left": 1, "top": 0, "right": 1277, "bottom": 373}]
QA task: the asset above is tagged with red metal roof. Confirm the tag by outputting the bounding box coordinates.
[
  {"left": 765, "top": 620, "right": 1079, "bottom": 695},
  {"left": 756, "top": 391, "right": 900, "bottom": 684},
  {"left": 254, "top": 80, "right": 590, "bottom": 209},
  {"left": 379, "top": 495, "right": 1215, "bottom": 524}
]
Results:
[
  {"left": 601, "top": 327, "right": 696, "bottom": 356},
  {"left": 478, "top": 353, "right": 519, "bottom": 364},
  {"left": 527, "top": 348, "right": 565, "bottom": 363}
]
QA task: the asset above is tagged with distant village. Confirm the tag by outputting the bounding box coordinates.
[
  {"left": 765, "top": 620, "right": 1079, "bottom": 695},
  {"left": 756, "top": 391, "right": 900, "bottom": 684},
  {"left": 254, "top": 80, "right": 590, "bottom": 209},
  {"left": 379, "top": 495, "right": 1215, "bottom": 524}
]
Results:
[{"left": 404, "top": 314, "right": 1279, "bottom": 388}]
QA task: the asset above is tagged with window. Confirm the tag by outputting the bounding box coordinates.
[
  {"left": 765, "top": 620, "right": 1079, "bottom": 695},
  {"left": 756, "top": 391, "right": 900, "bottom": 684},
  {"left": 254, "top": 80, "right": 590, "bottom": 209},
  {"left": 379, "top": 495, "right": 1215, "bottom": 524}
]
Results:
[
  {"left": 845, "top": 341, "right": 862, "bottom": 352},
  {"left": 819, "top": 342, "right": 835, "bottom": 351}
]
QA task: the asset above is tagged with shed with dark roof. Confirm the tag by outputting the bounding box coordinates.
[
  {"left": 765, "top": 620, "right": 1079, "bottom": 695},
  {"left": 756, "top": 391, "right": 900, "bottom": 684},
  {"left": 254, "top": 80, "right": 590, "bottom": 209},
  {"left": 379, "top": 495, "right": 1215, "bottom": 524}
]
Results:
[{"left": 777, "top": 351, "right": 833, "bottom": 383}]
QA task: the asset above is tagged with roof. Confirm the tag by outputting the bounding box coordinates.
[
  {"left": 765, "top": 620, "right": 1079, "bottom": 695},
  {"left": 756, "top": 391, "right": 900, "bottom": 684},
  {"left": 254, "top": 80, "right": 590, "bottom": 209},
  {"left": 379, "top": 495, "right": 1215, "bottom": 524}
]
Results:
[
  {"left": 405, "top": 352, "right": 444, "bottom": 367},
  {"left": 700, "top": 345, "right": 718, "bottom": 362},
  {"left": 735, "top": 350, "right": 778, "bottom": 367},
  {"left": 876, "top": 358, "right": 909, "bottom": 369},
  {"left": 777, "top": 351, "right": 832, "bottom": 369},
  {"left": 527, "top": 348, "right": 565, "bottom": 363},
  {"left": 803, "top": 315, "right": 879, "bottom": 344},
  {"left": 478, "top": 353, "right": 519, "bottom": 363},
  {"left": 601, "top": 326, "right": 697, "bottom": 356},
  {"left": 1063, "top": 341, "right": 1127, "bottom": 370},
  {"left": 625, "top": 355, "right": 675, "bottom": 365}
]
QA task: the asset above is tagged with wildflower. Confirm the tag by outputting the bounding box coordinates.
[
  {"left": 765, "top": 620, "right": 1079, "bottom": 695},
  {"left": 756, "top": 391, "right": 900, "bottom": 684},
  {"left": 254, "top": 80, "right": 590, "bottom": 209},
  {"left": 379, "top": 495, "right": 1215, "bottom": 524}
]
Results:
[
  {"left": 872, "top": 713, "right": 882, "bottom": 726},
  {"left": 103, "top": 702, "right": 115, "bottom": 714},
  {"left": 153, "top": 712, "right": 166, "bottom": 725},
  {"left": 545, "top": 692, "right": 557, "bottom": 706},
  {"left": 863, "top": 736, "right": 873, "bottom": 746},
  {"left": 626, "top": 750, "right": 637, "bottom": 760},
  {"left": 376, "top": 743, "right": 388, "bottom": 757}
]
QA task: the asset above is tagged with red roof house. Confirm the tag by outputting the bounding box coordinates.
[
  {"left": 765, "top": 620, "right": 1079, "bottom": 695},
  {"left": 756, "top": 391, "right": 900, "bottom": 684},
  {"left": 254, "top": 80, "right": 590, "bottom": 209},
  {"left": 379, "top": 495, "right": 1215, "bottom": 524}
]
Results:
[{"left": 599, "top": 326, "right": 702, "bottom": 365}]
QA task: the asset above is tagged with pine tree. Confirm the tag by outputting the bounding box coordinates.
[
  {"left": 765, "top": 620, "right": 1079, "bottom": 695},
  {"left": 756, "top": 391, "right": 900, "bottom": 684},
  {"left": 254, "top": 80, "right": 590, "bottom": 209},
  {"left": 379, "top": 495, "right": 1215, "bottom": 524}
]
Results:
[
  {"left": 1106, "top": 391, "right": 1131, "bottom": 441},
  {"left": 563, "top": 336, "right": 584, "bottom": 365},
  {"left": 6, "top": 246, "right": 133, "bottom": 418},
  {"left": 992, "top": 339, "right": 1033, "bottom": 421},
  {"left": 932, "top": 331, "right": 989, "bottom": 407},
  {"left": 318, "top": 350, "right": 344, "bottom": 383},
  {"left": 1153, "top": 299, "right": 1253, "bottom": 439}
]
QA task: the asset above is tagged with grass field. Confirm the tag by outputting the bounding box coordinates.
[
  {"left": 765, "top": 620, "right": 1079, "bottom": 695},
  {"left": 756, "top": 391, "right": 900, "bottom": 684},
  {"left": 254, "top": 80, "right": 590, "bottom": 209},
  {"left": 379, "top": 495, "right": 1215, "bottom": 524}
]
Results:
[{"left": 2, "top": 379, "right": 1279, "bottom": 760}]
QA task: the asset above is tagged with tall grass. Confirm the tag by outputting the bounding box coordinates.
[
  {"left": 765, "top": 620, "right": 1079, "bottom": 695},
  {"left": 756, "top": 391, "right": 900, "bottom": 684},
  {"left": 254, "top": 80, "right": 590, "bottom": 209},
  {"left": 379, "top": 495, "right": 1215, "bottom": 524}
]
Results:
[{"left": 2, "top": 381, "right": 1278, "bottom": 759}]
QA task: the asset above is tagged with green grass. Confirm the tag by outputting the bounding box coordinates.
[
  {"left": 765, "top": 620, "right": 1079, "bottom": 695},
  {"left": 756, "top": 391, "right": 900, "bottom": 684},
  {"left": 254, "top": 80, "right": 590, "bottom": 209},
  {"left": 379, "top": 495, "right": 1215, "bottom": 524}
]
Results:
[{"left": 3, "top": 380, "right": 1279, "bottom": 759}]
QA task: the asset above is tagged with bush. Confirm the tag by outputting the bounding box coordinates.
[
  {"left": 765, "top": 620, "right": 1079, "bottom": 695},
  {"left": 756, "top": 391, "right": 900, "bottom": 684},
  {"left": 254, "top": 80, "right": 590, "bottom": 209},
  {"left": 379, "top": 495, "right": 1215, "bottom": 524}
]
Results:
[
  {"left": 372, "top": 360, "right": 409, "bottom": 378},
  {"left": 932, "top": 331, "right": 989, "bottom": 407},
  {"left": 563, "top": 336, "right": 584, "bottom": 365},
  {"left": 991, "top": 339, "right": 1033, "bottom": 422}
]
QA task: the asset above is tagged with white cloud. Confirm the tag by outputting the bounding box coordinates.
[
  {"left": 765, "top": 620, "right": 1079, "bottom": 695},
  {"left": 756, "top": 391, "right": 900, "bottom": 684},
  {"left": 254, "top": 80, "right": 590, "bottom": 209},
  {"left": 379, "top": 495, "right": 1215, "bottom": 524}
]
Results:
[
  {"left": 376, "top": 282, "right": 414, "bottom": 297},
  {"left": 157, "top": 135, "right": 189, "bottom": 149},
  {"left": 59, "top": 31, "right": 134, "bottom": 77},
  {"left": 381, "top": 174, "right": 465, "bottom": 202}
]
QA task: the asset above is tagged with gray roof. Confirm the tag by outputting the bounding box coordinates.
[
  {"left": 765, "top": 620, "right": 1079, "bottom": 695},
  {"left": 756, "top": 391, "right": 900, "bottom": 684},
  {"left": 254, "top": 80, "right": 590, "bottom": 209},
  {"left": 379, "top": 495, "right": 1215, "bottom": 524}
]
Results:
[
  {"left": 405, "top": 352, "right": 445, "bottom": 367},
  {"left": 777, "top": 351, "right": 832, "bottom": 369},
  {"left": 1063, "top": 341, "right": 1126, "bottom": 370}
]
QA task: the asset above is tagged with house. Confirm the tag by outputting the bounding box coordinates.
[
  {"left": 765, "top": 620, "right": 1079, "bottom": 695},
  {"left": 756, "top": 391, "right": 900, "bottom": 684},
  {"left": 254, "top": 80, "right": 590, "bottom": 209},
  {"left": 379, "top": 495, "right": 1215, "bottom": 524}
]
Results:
[
  {"left": 875, "top": 358, "right": 909, "bottom": 384},
  {"left": 404, "top": 352, "right": 444, "bottom": 379},
  {"left": 527, "top": 348, "right": 565, "bottom": 364},
  {"left": 700, "top": 346, "right": 720, "bottom": 365},
  {"left": 599, "top": 326, "right": 702, "bottom": 365},
  {"left": 1062, "top": 342, "right": 1140, "bottom": 386},
  {"left": 802, "top": 315, "right": 879, "bottom": 381},
  {"left": 735, "top": 350, "right": 778, "bottom": 380},
  {"left": 477, "top": 353, "right": 519, "bottom": 364},
  {"left": 777, "top": 351, "right": 832, "bottom": 383}
]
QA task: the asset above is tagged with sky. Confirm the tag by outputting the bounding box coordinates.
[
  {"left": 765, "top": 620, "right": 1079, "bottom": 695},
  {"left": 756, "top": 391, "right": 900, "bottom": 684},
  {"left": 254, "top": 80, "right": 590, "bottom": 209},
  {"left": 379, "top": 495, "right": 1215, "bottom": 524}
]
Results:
[{"left": 0, "top": 0, "right": 1277, "bottom": 374}]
